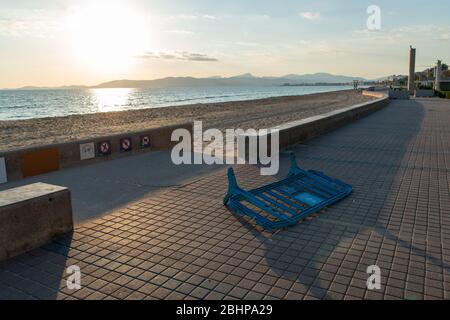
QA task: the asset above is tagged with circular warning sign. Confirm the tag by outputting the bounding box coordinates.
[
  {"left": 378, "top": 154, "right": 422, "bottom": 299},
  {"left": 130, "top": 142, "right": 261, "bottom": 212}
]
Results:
[
  {"left": 140, "top": 135, "right": 151, "bottom": 149},
  {"left": 120, "top": 137, "right": 132, "bottom": 152},
  {"left": 97, "top": 141, "right": 111, "bottom": 156},
  {"left": 100, "top": 142, "right": 109, "bottom": 153}
]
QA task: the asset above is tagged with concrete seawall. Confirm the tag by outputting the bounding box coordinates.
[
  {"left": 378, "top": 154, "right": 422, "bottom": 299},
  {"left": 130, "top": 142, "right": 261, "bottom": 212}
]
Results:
[
  {"left": 277, "top": 91, "right": 388, "bottom": 149},
  {"left": 0, "top": 122, "right": 193, "bottom": 182},
  {"left": 389, "top": 89, "right": 410, "bottom": 100},
  {"left": 415, "top": 89, "right": 435, "bottom": 98},
  {"left": 241, "top": 91, "right": 389, "bottom": 155}
]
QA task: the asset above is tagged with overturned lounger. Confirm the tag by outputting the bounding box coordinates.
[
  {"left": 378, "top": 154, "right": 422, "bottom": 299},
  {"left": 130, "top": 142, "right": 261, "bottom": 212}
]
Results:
[{"left": 224, "top": 153, "right": 352, "bottom": 231}]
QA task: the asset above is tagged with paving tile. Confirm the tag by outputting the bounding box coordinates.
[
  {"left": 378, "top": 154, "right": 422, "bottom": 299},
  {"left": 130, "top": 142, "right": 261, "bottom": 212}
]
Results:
[
  {"left": 86, "top": 291, "right": 108, "bottom": 300},
  {"left": 228, "top": 286, "right": 248, "bottom": 299},
  {"left": 111, "top": 286, "right": 134, "bottom": 299},
  {"left": 268, "top": 286, "right": 288, "bottom": 299},
  {"left": 214, "top": 282, "right": 234, "bottom": 295},
  {"left": 189, "top": 287, "right": 210, "bottom": 299},
  {"left": 137, "top": 283, "right": 158, "bottom": 295},
  {"left": 150, "top": 287, "right": 172, "bottom": 299},
  {"left": 244, "top": 291, "right": 265, "bottom": 300},
  {"left": 252, "top": 283, "right": 272, "bottom": 295},
  {"left": 285, "top": 291, "right": 304, "bottom": 300},
  {"left": 205, "top": 291, "right": 225, "bottom": 300},
  {"left": 176, "top": 282, "right": 196, "bottom": 295}
]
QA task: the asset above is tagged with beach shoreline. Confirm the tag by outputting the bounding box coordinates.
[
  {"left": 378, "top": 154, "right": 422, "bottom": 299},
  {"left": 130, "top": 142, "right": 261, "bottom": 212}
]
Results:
[{"left": 0, "top": 90, "right": 374, "bottom": 152}]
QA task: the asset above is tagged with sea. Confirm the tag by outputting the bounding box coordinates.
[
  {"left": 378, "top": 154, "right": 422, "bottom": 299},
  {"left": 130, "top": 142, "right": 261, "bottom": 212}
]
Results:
[{"left": 0, "top": 85, "right": 356, "bottom": 121}]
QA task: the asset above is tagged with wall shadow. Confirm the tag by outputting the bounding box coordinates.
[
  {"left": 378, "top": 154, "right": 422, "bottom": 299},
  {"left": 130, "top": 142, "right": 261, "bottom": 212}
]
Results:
[
  {"left": 0, "top": 150, "right": 224, "bottom": 224},
  {"left": 0, "top": 232, "right": 73, "bottom": 300}
]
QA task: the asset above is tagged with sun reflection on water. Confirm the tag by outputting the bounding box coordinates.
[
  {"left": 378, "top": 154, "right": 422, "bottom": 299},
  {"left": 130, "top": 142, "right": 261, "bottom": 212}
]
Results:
[{"left": 90, "top": 88, "right": 133, "bottom": 112}]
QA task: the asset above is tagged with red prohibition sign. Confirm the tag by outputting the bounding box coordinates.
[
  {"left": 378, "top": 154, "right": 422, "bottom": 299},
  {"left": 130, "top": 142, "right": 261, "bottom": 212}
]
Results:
[
  {"left": 100, "top": 142, "right": 110, "bottom": 153},
  {"left": 122, "top": 139, "right": 131, "bottom": 150},
  {"left": 141, "top": 136, "right": 150, "bottom": 147}
]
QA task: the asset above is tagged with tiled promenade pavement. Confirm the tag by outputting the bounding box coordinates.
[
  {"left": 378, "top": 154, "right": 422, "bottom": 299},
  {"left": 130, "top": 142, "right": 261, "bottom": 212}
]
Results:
[{"left": 1, "top": 97, "right": 450, "bottom": 300}]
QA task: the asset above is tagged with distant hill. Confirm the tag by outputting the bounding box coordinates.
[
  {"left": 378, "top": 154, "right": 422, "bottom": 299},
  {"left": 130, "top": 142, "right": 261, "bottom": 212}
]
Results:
[
  {"left": 281, "top": 73, "right": 365, "bottom": 84},
  {"left": 7, "top": 73, "right": 368, "bottom": 90},
  {"left": 13, "top": 85, "right": 89, "bottom": 90},
  {"left": 94, "top": 73, "right": 367, "bottom": 88}
]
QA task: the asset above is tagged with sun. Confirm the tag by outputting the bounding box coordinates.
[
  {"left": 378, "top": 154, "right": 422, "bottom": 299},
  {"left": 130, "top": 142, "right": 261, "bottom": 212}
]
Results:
[{"left": 66, "top": 2, "right": 150, "bottom": 71}]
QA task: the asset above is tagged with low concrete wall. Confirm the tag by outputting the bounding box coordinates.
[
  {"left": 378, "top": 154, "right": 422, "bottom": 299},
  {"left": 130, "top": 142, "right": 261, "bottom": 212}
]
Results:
[
  {"left": 0, "top": 157, "right": 6, "bottom": 184},
  {"left": 0, "top": 183, "right": 73, "bottom": 261},
  {"left": 389, "top": 89, "right": 410, "bottom": 100},
  {"left": 240, "top": 91, "right": 389, "bottom": 156},
  {"left": 276, "top": 91, "right": 389, "bottom": 149},
  {"left": 0, "top": 122, "right": 193, "bottom": 182},
  {"left": 362, "top": 91, "right": 387, "bottom": 99},
  {"left": 440, "top": 83, "right": 450, "bottom": 91},
  {"left": 415, "top": 89, "right": 435, "bottom": 98},
  {"left": 372, "top": 86, "right": 389, "bottom": 92}
]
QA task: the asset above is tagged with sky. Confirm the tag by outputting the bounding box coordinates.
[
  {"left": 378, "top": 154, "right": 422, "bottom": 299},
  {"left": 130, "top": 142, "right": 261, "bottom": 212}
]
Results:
[{"left": 0, "top": 0, "right": 449, "bottom": 88}]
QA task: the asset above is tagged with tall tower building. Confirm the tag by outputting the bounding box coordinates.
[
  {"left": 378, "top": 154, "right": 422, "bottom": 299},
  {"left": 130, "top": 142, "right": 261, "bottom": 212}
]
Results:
[
  {"left": 435, "top": 60, "right": 442, "bottom": 91},
  {"left": 408, "top": 46, "right": 416, "bottom": 95}
]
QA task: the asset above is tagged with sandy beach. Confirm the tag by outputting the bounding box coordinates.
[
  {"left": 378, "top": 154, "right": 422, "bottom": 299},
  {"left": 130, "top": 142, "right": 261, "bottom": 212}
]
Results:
[{"left": 0, "top": 90, "right": 374, "bottom": 152}]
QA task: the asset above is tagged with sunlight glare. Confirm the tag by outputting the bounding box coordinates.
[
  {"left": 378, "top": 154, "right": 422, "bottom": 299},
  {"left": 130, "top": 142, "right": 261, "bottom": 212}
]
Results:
[
  {"left": 90, "top": 88, "right": 133, "bottom": 112},
  {"left": 66, "top": 2, "right": 151, "bottom": 71}
]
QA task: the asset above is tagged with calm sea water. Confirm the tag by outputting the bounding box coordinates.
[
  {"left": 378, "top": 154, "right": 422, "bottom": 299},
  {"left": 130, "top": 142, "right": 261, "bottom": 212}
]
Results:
[{"left": 0, "top": 85, "right": 355, "bottom": 120}]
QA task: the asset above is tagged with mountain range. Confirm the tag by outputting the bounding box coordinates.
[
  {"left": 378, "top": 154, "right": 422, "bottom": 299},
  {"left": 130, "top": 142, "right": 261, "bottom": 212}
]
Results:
[
  {"left": 9, "top": 72, "right": 369, "bottom": 90},
  {"left": 94, "top": 73, "right": 367, "bottom": 88}
]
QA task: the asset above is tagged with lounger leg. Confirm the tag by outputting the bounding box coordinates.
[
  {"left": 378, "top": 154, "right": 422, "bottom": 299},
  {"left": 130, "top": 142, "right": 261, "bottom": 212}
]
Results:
[
  {"left": 224, "top": 167, "right": 239, "bottom": 205},
  {"left": 288, "top": 152, "right": 301, "bottom": 176}
]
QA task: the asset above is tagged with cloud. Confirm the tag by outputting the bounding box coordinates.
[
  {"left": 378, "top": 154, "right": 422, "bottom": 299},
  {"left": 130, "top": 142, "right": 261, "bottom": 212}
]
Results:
[
  {"left": 164, "top": 30, "right": 194, "bottom": 35},
  {"left": 353, "top": 24, "right": 450, "bottom": 43},
  {"left": 201, "top": 15, "right": 217, "bottom": 20},
  {"left": 254, "top": 14, "right": 270, "bottom": 19},
  {"left": 169, "top": 14, "right": 217, "bottom": 20},
  {"left": 0, "top": 9, "right": 62, "bottom": 38},
  {"left": 298, "top": 40, "right": 312, "bottom": 45},
  {"left": 182, "top": 52, "right": 218, "bottom": 61},
  {"left": 299, "top": 12, "right": 321, "bottom": 21},
  {"left": 234, "top": 41, "right": 260, "bottom": 46},
  {"left": 139, "top": 51, "right": 218, "bottom": 62}
]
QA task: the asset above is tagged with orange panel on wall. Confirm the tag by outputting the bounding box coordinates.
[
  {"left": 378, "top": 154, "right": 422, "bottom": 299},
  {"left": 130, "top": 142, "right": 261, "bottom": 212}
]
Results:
[{"left": 21, "top": 149, "right": 60, "bottom": 177}]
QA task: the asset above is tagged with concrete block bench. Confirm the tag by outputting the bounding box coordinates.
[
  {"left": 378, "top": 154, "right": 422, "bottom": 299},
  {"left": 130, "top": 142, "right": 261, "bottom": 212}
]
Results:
[{"left": 0, "top": 183, "right": 73, "bottom": 261}]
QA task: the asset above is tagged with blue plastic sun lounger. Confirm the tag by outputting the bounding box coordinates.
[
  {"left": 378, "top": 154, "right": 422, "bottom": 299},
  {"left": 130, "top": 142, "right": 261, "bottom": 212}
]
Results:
[{"left": 224, "top": 153, "right": 352, "bottom": 231}]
